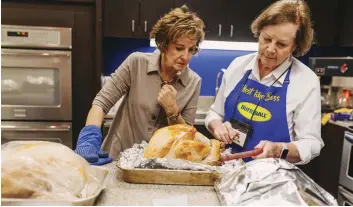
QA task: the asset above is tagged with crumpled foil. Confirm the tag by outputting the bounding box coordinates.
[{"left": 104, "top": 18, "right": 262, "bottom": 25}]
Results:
[
  {"left": 118, "top": 141, "right": 243, "bottom": 173},
  {"left": 214, "top": 158, "right": 338, "bottom": 206}
]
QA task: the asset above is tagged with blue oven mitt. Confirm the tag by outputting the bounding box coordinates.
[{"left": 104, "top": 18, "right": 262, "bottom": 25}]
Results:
[{"left": 74, "top": 125, "right": 113, "bottom": 166}]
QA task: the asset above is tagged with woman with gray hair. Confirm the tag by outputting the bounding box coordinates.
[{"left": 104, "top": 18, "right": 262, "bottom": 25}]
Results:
[
  {"left": 206, "top": 0, "right": 323, "bottom": 165},
  {"left": 75, "top": 6, "right": 205, "bottom": 164}
]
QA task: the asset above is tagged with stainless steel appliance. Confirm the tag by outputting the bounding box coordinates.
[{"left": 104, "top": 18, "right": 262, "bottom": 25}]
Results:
[
  {"left": 309, "top": 57, "right": 353, "bottom": 112},
  {"left": 1, "top": 25, "right": 73, "bottom": 148},
  {"left": 338, "top": 128, "right": 353, "bottom": 205},
  {"left": 1, "top": 121, "right": 72, "bottom": 148}
]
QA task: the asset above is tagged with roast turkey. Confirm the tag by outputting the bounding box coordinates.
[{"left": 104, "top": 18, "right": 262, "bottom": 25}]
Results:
[{"left": 144, "top": 124, "right": 224, "bottom": 165}]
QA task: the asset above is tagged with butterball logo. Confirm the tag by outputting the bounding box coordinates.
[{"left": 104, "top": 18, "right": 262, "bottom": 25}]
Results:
[{"left": 237, "top": 102, "right": 272, "bottom": 122}]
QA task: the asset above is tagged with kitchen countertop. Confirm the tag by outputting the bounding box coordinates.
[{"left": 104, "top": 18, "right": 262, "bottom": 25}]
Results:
[
  {"left": 95, "top": 161, "right": 221, "bottom": 206},
  {"left": 328, "top": 120, "right": 353, "bottom": 130}
]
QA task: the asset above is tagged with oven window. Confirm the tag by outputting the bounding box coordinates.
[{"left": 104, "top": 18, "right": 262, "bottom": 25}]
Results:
[
  {"left": 1, "top": 67, "right": 60, "bottom": 106},
  {"left": 349, "top": 146, "right": 353, "bottom": 178}
]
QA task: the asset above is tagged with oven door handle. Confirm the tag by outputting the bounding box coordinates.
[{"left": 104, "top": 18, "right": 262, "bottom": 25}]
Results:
[
  {"left": 345, "top": 132, "right": 353, "bottom": 144},
  {"left": 1, "top": 51, "right": 70, "bottom": 57},
  {"left": 1, "top": 126, "right": 70, "bottom": 132}
]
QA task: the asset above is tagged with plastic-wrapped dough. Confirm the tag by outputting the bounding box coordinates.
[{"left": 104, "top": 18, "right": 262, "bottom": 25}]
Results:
[{"left": 1, "top": 141, "right": 102, "bottom": 201}]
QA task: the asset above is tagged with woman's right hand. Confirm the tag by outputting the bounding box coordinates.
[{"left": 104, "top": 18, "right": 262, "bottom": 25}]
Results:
[{"left": 211, "top": 121, "right": 239, "bottom": 144}]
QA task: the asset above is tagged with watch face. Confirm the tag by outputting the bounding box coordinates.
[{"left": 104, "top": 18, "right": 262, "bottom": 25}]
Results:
[{"left": 281, "top": 149, "right": 289, "bottom": 159}]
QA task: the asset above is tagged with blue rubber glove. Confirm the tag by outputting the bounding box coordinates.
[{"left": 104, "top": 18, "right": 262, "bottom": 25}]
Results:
[{"left": 74, "top": 125, "right": 113, "bottom": 165}]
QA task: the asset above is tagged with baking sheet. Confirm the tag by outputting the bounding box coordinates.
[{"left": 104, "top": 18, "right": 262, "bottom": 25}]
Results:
[
  {"left": 117, "top": 161, "right": 221, "bottom": 186},
  {"left": 117, "top": 141, "right": 243, "bottom": 186}
]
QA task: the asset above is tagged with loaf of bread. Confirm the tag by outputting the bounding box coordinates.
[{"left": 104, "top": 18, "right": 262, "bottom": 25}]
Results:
[{"left": 1, "top": 141, "right": 102, "bottom": 200}]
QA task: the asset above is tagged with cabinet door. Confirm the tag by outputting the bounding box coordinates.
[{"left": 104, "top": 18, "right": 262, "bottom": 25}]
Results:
[
  {"left": 2, "top": 3, "right": 74, "bottom": 28},
  {"left": 225, "top": 0, "right": 273, "bottom": 42},
  {"left": 338, "top": 0, "right": 353, "bottom": 46},
  {"left": 139, "top": 0, "right": 174, "bottom": 39},
  {"left": 307, "top": 0, "right": 338, "bottom": 46},
  {"left": 103, "top": 0, "right": 139, "bottom": 38},
  {"left": 174, "top": 0, "right": 226, "bottom": 40}
]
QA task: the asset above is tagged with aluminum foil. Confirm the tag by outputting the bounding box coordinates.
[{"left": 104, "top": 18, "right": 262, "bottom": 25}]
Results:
[
  {"left": 215, "top": 158, "right": 338, "bottom": 206},
  {"left": 118, "top": 141, "right": 243, "bottom": 173}
]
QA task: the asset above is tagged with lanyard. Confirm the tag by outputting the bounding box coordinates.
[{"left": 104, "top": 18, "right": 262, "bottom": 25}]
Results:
[{"left": 231, "top": 65, "right": 291, "bottom": 124}]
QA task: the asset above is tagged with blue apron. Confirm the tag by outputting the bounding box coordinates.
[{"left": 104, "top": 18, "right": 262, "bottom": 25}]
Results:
[{"left": 224, "top": 66, "right": 292, "bottom": 162}]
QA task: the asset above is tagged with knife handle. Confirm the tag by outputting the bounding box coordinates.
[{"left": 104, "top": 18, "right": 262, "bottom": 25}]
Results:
[{"left": 220, "top": 148, "right": 263, "bottom": 161}]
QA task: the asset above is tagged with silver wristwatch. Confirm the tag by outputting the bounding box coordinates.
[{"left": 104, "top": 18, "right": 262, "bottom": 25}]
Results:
[{"left": 167, "top": 112, "right": 179, "bottom": 121}]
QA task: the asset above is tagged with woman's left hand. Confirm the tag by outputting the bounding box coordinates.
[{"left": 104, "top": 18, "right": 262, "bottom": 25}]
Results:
[
  {"left": 157, "top": 84, "right": 179, "bottom": 116},
  {"left": 252, "top": 140, "right": 282, "bottom": 159}
]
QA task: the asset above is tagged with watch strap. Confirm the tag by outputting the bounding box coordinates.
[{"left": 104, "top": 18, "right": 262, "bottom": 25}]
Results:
[
  {"left": 167, "top": 112, "right": 180, "bottom": 121},
  {"left": 280, "top": 143, "right": 289, "bottom": 159}
]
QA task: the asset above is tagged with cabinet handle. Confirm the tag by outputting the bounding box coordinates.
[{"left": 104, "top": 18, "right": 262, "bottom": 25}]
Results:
[
  {"left": 132, "top": 20, "right": 135, "bottom": 32},
  {"left": 218, "top": 24, "right": 222, "bottom": 37},
  {"left": 230, "top": 25, "right": 234, "bottom": 37},
  {"left": 345, "top": 132, "right": 353, "bottom": 144},
  {"left": 144, "top": 21, "right": 147, "bottom": 32},
  {"left": 2, "top": 51, "right": 70, "bottom": 57}
]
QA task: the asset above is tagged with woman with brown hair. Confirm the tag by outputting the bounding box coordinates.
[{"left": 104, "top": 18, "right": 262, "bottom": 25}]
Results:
[
  {"left": 75, "top": 6, "right": 205, "bottom": 165},
  {"left": 206, "top": 0, "right": 324, "bottom": 164}
]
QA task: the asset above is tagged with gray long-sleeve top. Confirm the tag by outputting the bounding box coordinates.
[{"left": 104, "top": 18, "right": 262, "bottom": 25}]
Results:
[{"left": 93, "top": 50, "right": 201, "bottom": 159}]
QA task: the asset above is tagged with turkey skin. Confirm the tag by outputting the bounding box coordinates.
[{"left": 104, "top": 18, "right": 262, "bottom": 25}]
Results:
[{"left": 144, "top": 124, "right": 224, "bottom": 166}]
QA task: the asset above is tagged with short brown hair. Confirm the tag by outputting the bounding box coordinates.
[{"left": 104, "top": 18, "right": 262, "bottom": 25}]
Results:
[
  {"left": 150, "top": 5, "right": 205, "bottom": 53},
  {"left": 251, "top": 0, "right": 314, "bottom": 57}
]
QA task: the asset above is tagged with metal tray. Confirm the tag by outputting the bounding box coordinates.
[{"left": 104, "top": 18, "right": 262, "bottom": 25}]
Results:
[
  {"left": 1, "top": 166, "right": 109, "bottom": 206},
  {"left": 117, "top": 162, "right": 221, "bottom": 186}
]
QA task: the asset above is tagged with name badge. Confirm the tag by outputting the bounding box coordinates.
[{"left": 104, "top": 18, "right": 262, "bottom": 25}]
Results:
[{"left": 230, "top": 118, "right": 253, "bottom": 147}]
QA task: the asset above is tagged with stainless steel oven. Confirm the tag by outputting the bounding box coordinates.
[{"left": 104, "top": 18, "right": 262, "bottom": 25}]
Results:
[
  {"left": 338, "top": 129, "right": 353, "bottom": 205},
  {"left": 1, "top": 121, "right": 72, "bottom": 148},
  {"left": 1, "top": 25, "right": 71, "bottom": 121},
  {"left": 1, "top": 25, "right": 73, "bottom": 148},
  {"left": 338, "top": 186, "right": 353, "bottom": 206}
]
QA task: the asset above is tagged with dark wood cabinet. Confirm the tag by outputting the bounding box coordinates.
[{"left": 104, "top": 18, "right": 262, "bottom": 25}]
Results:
[
  {"left": 1, "top": 3, "right": 75, "bottom": 28},
  {"left": 338, "top": 0, "right": 353, "bottom": 46},
  {"left": 105, "top": 0, "right": 272, "bottom": 41},
  {"left": 176, "top": 0, "right": 273, "bottom": 41},
  {"left": 103, "top": 0, "right": 173, "bottom": 38},
  {"left": 306, "top": 0, "right": 339, "bottom": 46},
  {"left": 174, "top": 0, "right": 226, "bottom": 40},
  {"left": 140, "top": 0, "right": 174, "bottom": 39},
  {"left": 225, "top": 0, "right": 272, "bottom": 42},
  {"left": 102, "top": 0, "right": 350, "bottom": 46},
  {"left": 103, "top": 0, "right": 139, "bottom": 38}
]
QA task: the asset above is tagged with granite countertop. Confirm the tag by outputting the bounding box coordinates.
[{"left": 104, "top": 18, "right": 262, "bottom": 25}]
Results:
[
  {"left": 328, "top": 120, "right": 353, "bottom": 130},
  {"left": 95, "top": 161, "right": 221, "bottom": 206}
]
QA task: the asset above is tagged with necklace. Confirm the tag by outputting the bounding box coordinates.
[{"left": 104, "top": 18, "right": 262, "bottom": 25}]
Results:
[{"left": 160, "top": 72, "right": 181, "bottom": 85}]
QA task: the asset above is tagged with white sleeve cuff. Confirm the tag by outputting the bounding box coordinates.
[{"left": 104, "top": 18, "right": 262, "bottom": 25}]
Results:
[
  {"left": 291, "top": 139, "right": 324, "bottom": 165},
  {"left": 205, "top": 109, "right": 223, "bottom": 132}
]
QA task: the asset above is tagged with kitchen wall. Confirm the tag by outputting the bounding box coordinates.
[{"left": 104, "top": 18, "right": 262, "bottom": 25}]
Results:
[
  {"left": 103, "top": 37, "right": 254, "bottom": 96},
  {"left": 103, "top": 37, "right": 353, "bottom": 96}
]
